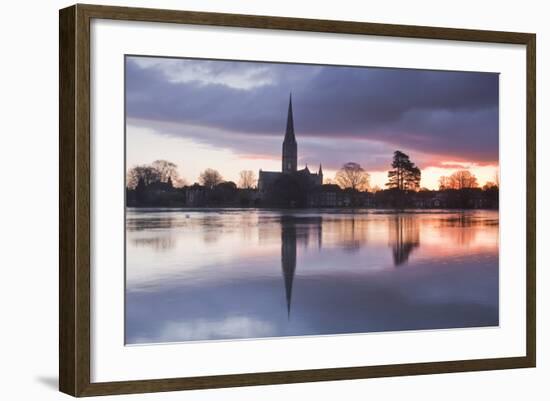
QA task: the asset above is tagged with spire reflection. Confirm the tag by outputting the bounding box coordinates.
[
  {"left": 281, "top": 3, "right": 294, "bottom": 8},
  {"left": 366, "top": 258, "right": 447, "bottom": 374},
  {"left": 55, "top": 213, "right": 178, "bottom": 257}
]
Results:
[
  {"left": 279, "top": 215, "right": 322, "bottom": 318},
  {"left": 281, "top": 217, "right": 297, "bottom": 318}
]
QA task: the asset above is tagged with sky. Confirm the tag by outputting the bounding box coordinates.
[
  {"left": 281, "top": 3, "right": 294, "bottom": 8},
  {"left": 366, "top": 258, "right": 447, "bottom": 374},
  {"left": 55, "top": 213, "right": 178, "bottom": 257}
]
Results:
[{"left": 125, "top": 56, "right": 499, "bottom": 190}]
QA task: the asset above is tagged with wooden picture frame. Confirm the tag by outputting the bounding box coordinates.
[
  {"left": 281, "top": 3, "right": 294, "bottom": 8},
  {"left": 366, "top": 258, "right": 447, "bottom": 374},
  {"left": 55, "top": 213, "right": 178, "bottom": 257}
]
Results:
[{"left": 59, "top": 3, "right": 536, "bottom": 397}]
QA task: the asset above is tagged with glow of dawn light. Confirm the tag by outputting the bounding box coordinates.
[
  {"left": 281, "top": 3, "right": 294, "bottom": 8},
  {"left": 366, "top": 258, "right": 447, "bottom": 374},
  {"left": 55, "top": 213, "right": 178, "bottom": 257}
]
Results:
[
  {"left": 126, "top": 57, "right": 499, "bottom": 190},
  {"left": 128, "top": 124, "right": 498, "bottom": 191},
  {"left": 320, "top": 166, "right": 496, "bottom": 191}
]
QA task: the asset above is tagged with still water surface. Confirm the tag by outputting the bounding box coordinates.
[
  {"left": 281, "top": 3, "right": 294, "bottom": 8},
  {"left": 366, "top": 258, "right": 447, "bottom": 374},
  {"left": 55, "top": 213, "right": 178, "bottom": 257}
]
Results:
[{"left": 125, "top": 208, "right": 498, "bottom": 344}]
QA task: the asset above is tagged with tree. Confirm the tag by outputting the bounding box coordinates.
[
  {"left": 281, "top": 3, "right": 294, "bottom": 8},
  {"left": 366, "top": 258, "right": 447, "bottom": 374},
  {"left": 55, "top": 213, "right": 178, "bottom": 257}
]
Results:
[
  {"left": 151, "top": 160, "right": 178, "bottom": 182},
  {"left": 238, "top": 170, "right": 257, "bottom": 189},
  {"left": 126, "top": 165, "right": 161, "bottom": 189},
  {"left": 371, "top": 185, "right": 382, "bottom": 193},
  {"left": 448, "top": 170, "right": 478, "bottom": 189},
  {"left": 483, "top": 181, "right": 498, "bottom": 191},
  {"left": 386, "top": 151, "right": 421, "bottom": 191},
  {"left": 216, "top": 181, "right": 237, "bottom": 191},
  {"left": 335, "top": 162, "right": 370, "bottom": 191},
  {"left": 439, "top": 176, "right": 451, "bottom": 190},
  {"left": 199, "top": 168, "right": 223, "bottom": 189},
  {"left": 126, "top": 160, "right": 188, "bottom": 189}
]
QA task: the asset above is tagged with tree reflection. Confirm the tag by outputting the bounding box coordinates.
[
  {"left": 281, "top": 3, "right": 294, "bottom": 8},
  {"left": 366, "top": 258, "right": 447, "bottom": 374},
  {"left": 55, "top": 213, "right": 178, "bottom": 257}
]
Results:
[
  {"left": 388, "top": 214, "right": 420, "bottom": 266},
  {"left": 436, "top": 212, "right": 495, "bottom": 247},
  {"left": 326, "top": 215, "right": 371, "bottom": 252},
  {"left": 131, "top": 235, "right": 176, "bottom": 251},
  {"left": 126, "top": 214, "right": 176, "bottom": 231}
]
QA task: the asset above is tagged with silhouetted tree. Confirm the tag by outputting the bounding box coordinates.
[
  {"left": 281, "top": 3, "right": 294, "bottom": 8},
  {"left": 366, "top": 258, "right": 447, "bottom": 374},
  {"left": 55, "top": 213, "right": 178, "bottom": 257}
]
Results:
[
  {"left": 386, "top": 151, "right": 421, "bottom": 191},
  {"left": 127, "top": 160, "right": 188, "bottom": 189},
  {"left": 335, "top": 162, "right": 370, "bottom": 191},
  {"left": 152, "top": 160, "right": 188, "bottom": 187},
  {"left": 215, "top": 181, "right": 237, "bottom": 191},
  {"left": 126, "top": 165, "right": 161, "bottom": 189},
  {"left": 483, "top": 181, "right": 498, "bottom": 190},
  {"left": 151, "top": 160, "right": 177, "bottom": 182},
  {"left": 210, "top": 181, "right": 238, "bottom": 205},
  {"left": 438, "top": 176, "right": 451, "bottom": 190},
  {"left": 134, "top": 177, "right": 147, "bottom": 202},
  {"left": 199, "top": 168, "right": 223, "bottom": 189},
  {"left": 238, "top": 170, "right": 257, "bottom": 189},
  {"left": 445, "top": 170, "right": 479, "bottom": 189}
]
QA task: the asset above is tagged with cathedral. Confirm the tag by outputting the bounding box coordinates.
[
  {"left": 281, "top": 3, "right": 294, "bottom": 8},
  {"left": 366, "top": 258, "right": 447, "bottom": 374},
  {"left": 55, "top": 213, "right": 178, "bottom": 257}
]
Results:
[{"left": 258, "top": 95, "right": 323, "bottom": 200}]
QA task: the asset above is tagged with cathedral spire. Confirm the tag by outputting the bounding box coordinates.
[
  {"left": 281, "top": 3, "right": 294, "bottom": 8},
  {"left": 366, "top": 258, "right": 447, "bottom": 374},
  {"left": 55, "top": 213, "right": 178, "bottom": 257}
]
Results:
[
  {"left": 284, "top": 93, "right": 295, "bottom": 143},
  {"left": 282, "top": 93, "right": 297, "bottom": 173}
]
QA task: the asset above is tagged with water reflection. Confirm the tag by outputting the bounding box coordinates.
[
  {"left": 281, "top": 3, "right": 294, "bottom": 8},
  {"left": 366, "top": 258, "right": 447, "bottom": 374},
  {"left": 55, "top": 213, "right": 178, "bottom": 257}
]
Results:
[
  {"left": 125, "top": 209, "right": 499, "bottom": 344},
  {"left": 388, "top": 215, "right": 420, "bottom": 266},
  {"left": 281, "top": 217, "right": 297, "bottom": 318},
  {"left": 131, "top": 236, "right": 176, "bottom": 251}
]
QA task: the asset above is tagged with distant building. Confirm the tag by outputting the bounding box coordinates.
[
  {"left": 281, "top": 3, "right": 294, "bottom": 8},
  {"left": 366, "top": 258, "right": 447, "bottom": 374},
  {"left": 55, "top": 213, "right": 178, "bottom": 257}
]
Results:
[
  {"left": 308, "top": 184, "right": 351, "bottom": 207},
  {"left": 258, "top": 95, "right": 323, "bottom": 202}
]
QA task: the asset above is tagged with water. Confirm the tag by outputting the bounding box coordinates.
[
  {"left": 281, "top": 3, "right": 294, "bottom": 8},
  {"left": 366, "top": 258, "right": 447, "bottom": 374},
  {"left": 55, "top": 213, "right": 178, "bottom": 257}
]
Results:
[{"left": 125, "top": 208, "right": 499, "bottom": 344}]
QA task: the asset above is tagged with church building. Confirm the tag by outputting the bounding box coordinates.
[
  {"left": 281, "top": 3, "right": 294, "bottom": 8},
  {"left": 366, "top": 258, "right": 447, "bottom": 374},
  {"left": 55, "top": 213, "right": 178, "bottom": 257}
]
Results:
[{"left": 258, "top": 95, "right": 323, "bottom": 199}]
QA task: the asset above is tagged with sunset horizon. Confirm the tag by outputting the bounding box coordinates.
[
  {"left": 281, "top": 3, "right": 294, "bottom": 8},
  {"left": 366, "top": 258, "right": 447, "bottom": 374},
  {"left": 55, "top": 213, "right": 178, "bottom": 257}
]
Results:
[
  {"left": 126, "top": 56, "right": 499, "bottom": 191},
  {"left": 125, "top": 54, "right": 500, "bottom": 346}
]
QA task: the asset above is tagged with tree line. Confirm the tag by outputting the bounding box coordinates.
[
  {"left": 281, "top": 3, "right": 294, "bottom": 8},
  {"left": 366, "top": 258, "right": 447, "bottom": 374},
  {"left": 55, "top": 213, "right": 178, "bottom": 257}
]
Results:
[
  {"left": 126, "top": 151, "right": 498, "bottom": 209},
  {"left": 331, "top": 150, "right": 498, "bottom": 193},
  {"left": 331, "top": 150, "right": 421, "bottom": 192},
  {"left": 127, "top": 160, "right": 258, "bottom": 190}
]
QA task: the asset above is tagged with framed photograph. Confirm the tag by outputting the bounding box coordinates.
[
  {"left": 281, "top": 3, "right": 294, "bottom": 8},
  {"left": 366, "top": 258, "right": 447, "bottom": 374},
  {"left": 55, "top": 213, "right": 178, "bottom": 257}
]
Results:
[{"left": 59, "top": 4, "right": 536, "bottom": 397}]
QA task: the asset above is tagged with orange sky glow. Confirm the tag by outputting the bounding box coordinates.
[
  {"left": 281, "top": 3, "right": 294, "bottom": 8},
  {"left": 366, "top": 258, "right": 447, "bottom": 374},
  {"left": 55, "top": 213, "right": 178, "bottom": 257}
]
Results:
[{"left": 127, "top": 125, "right": 498, "bottom": 191}]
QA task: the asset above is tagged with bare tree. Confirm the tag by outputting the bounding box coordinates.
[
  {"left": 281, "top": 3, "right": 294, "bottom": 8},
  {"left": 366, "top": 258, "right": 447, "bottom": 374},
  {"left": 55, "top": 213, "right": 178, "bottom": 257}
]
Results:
[
  {"left": 126, "top": 165, "right": 161, "bottom": 189},
  {"left": 438, "top": 176, "right": 451, "bottom": 190},
  {"left": 482, "top": 181, "right": 498, "bottom": 190},
  {"left": 152, "top": 160, "right": 179, "bottom": 182},
  {"left": 199, "top": 168, "right": 223, "bottom": 189},
  {"left": 335, "top": 162, "right": 370, "bottom": 191},
  {"left": 448, "top": 170, "right": 478, "bottom": 189},
  {"left": 238, "top": 170, "right": 257, "bottom": 189}
]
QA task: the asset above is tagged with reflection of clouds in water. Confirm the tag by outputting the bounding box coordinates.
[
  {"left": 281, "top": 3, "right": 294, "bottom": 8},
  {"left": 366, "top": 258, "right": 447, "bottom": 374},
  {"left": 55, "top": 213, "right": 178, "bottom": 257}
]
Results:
[
  {"left": 126, "top": 254, "right": 498, "bottom": 344},
  {"left": 125, "top": 209, "right": 499, "bottom": 343},
  {"left": 132, "top": 316, "right": 275, "bottom": 344}
]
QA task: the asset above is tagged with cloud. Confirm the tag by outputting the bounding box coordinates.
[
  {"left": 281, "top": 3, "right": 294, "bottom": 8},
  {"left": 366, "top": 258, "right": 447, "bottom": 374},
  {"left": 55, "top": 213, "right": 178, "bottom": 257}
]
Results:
[{"left": 125, "top": 56, "right": 499, "bottom": 166}]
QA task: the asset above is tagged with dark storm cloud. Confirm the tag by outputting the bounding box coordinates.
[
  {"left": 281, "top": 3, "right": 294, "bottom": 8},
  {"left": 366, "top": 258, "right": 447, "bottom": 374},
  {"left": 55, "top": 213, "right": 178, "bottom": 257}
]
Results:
[{"left": 126, "top": 57, "right": 499, "bottom": 164}]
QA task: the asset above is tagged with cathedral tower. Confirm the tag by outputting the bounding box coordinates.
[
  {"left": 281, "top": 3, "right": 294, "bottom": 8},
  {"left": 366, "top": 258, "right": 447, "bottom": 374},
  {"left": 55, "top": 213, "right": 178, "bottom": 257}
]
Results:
[{"left": 282, "top": 94, "right": 297, "bottom": 173}]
